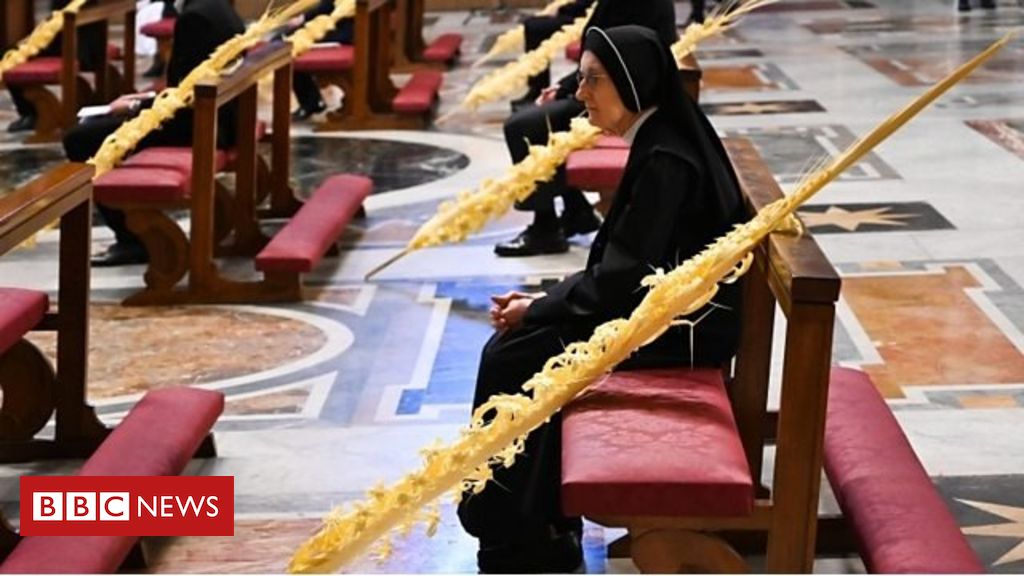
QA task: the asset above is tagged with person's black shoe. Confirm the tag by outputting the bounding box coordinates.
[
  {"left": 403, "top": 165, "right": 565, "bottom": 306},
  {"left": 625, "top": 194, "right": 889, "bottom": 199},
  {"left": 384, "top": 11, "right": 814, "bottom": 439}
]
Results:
[
  {"left": 7, "top": 115, "right": 36, "bottom": 133},
  {"left": 477, "top": 528, "right": 583, "bottom": 573},
  {"left": 958, "top": 0, "right": 972, "bottom": 10},
  {"left": 494, "top": 225, "right": 569, "bottom": 257},
  {"left": 91, "top": 243, "right": 148, "bottom": 267},
  {"left": 980, "top": 0, "right": 996, "bottom": 8},
  {"left": 292, "top": 101, "right": 328, "bottom": 121},
  {"left": 560, "top": 209, "right": 601, "bottom": 237}
]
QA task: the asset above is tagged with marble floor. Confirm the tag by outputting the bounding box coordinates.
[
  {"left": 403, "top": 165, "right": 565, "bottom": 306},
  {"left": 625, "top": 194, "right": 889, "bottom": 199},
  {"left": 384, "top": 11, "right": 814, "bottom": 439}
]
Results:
[{"left": 2, "top": 0, "right": 1024, "bottom": 572}]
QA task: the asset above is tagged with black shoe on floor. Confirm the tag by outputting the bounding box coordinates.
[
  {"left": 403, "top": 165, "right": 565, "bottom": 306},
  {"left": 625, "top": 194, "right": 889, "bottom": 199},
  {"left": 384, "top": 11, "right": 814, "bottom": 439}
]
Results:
[
  {"left": 980, "top": 0, "right": 996, "bottom": 8},
  {"left": 477, "top": 528, "right": 583, "bottom": 574},
  {"left": 560, "top": 209, "right": 601, "bottom": 237},
  {"left": 91, "top": 243, "right": 148, "bottom": 267},
  {"left": 494, "top": 225, "right": 569, "bottom": 257},
  {"left": 958, "top": 0, "right": 971, "bottom": 10},
  {"left": 7, "top": 115, "right": 36, "bottom": 133},
  {"left": 292, "top": 101, "right": 327, "bottom": 121}
]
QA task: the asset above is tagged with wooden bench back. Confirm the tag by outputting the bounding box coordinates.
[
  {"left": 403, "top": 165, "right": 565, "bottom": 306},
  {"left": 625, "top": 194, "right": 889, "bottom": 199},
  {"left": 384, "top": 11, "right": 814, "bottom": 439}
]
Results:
[
  {"left": 353, "top": 0, "right": 399, "bottom": 114},
  {"left": 62, "top": 0, "right": 137, "bottom": 122},
  {"left": 723, "top": 137, "right": 841, "bottom": 571},
  {"left": 0, "top": 0, "right": 34, "bottom": 49},
  {"left": 191, "top": 41, "right": 294, "bottom": 284}
]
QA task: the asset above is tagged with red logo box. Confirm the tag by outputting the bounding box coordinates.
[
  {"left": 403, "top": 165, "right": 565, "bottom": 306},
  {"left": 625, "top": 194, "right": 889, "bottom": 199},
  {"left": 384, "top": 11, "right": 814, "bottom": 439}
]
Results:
[{"left": 20, "top": 476, "right": 233, "bottom": 536}]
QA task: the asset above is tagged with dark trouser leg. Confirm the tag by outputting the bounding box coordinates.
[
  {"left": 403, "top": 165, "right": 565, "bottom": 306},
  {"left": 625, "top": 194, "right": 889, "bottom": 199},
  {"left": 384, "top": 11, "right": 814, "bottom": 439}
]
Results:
[
  {"left": 62, "top": 115, "right": 190, "bottom": 249},
  {"left": 9, "top": 87, "right": 35, "bottom": 118},
  {"left": 63, "top": 117, "right": 141, "bottom": 248},
  {"left": 690, "top": 0, "right": 706, "bottom": 22},
  {"left": 522, "top": 16, "right": 568, "bottom": 96},
  {"left": 457, "top": 324, "right": 583, "bottom": 545},
  {"left": 504, "top": 98, "right": 585, "bottom": 219},
  {"left": 292, "top": 72, "right": 324, "bottom": 113}
]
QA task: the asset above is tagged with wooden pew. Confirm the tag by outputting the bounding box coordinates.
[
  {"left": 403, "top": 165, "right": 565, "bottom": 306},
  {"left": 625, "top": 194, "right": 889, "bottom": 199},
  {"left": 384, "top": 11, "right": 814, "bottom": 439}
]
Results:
[
  {"left": 0, "top": 165, "right": 223, "bottom": 571},
  {"left": 390, "top": 0, "right": 462, "bottom": 72},
  {"left": 0, "top": 0, "right": 33, "bottom": 49},
  {"left": 561, "top": 138, "right": 843, "bottom": 572},
  {"left": 315, "top": 0, "right": 443, "bottom": 131},
  {"left": 93, "top": 42, "right": 370, "bottom": 305},
  {"left": 1, "top": 0, "right": 136, "bottom": 143}
]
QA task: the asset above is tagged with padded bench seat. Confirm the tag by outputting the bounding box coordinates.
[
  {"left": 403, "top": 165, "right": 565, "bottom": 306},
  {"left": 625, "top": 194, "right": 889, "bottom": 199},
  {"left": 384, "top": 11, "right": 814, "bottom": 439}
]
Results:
[
  {"left": 141, "top": 17, "right": 176, "bottom": 39},
  {"left": 122, "top": 147, "right": 229, "bottom": 174},
  {"left": 255, "top": 174, "right": 371, "bottom": 274},
  {"left": 825, "top": 367, "right": 984, "bottom": 573},
  {"left": 422, "top": 33, "right": 463, "bottom": 63},
  {"left": 562, "top": 368, "right": 754, "bottom": 518},
  {"left": 566, "top": 147, "right": 629, "bottom": 191},
  {"left": 294, "top": 45, "right": 355, "bottom": 73},
  {"left": 392, "top": 70, "right": 443, "bottom": 114},
  {"left": 0, "top": 288, "right": 48, "bottom": 356},
  {"left": 3, "top": 58, "right": 64, "bottom": 86},
  {"left": 0, "top": 387, "right": 224, "bottom": 574},
  {"left": 93, "top": 167, "right": 191, "bottom": 205}
]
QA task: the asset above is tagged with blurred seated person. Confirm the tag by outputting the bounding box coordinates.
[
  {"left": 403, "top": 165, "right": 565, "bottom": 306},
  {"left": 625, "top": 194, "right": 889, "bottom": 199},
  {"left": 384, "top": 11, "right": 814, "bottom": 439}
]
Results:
[
  {"left": 61, "top": 0, "right": 244, "bottom": 266},
  {"left": 511, "top": 0, "right": 594, "bottom": 112},
  {"left": 289, "top": 0, "right": 354, "bottom": 120},
  {"left": 6, "top": 0, "right": 105, "bottom": 133}
]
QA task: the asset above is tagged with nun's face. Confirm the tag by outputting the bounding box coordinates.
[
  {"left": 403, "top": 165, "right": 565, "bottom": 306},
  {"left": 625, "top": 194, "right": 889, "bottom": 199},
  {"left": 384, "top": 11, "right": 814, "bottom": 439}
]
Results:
[{"left": 576, "top": 52, "right": 631, "bottom": 134}]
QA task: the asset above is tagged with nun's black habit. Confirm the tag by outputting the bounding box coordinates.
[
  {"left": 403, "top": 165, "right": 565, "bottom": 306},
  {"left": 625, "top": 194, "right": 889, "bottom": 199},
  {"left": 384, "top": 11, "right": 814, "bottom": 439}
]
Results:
[
  {"left": 459, "top": 26, "right": 746, "bottom": 571},
  {"left": 460, "top": 23, "right": 749, "bottom": 569}
]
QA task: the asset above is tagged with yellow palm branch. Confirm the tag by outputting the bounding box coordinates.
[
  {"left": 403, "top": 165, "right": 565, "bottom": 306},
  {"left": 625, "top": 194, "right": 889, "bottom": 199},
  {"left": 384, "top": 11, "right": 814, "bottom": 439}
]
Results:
[
  {"left": 87, "top": 0, "right": 327, "bottom": 176},
  {"left": 0, "top": 0, "right": 88, "bottom": 81},
  {"left": 472, "top": 0, "right": 579, "bottom": 68},
  {"left": 290, "top": 31, "right": 1018, "bottom": 574},
  {"left": 369, "top": 1, "right": 774, "bottom": 278},
  {"left": 446, "top": 3, "right": 595, "bottom": 117}
]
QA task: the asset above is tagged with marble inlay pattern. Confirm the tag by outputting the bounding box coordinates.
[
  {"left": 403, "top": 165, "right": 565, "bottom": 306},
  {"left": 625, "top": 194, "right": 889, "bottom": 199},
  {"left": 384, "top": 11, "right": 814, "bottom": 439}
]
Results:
[
  {"left": 0, "top": 147, "right": 67, "bottom": 196},
  {"left": 722, "top": 125, "right": 900, "bottom": 183},
  {"left": 841, "top": 39, "right": 1024, "bottom": 87},
  {"left": 703, "top": 99, "right": 826, "bottom": 116},
  {"left": 798, "top": 202, "right": 954, "bottom": 234},
  {"left": 966, "top": 119, "right": 1024, "bottom": 161},
  {"left": 285, "top": 137, "right": 470, "bottom": 196},
  {"left": 937, "top": 475, "right": 1024, "bottom": 573},
  {"left": 702, "top": 63, "right": 800, "bottom": 93},
  {"left": 26, "top": 303, "right": 327, "bottom": 400}
]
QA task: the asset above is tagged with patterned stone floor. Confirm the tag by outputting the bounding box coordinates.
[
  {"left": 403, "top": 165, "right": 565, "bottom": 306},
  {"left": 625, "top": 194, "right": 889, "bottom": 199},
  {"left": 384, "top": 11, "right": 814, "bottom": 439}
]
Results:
[{"left": 2, "top": 0, "right": 1024, "bottom": 573}]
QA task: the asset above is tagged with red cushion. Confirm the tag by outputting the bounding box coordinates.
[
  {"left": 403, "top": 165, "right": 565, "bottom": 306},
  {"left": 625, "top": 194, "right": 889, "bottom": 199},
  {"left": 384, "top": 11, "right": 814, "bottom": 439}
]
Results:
[
  {"left": 79, "top": 387, "right": 223, "bottom": 476},
  {"left": 0, "top": 387, "right": 223, "bottom": 574},
  {"left": 422, "top": 33, "right": 463, "bottom": 63},
  {"left": 93, "top": 167, "right": 190, "bottom": 204},
  {"left": 122, "top": 147, "right": 228, "bottom": 174},
  {"left": 825, "top": 368, "right": 984, "bottom": 574},
  {"left": 561, "top": 368, "right": 754, "bottom": 517},
  {"left": 294, "top": 45, "right": 354, "bottom": 73},
  {"left": 392, "top": 70, "right": 443, "bottom": 113},
  {"left": 255, "top": 174, "right": 371, "bottom": 273},
  {"left": 565, "top": 40, "right": 582, "bottom": 62},
  {"left": 595, "top": 135, "right": 627, "bottom": 148},
  {"left": 3, "top": 57, "right": 63, "bottom": 85},
  {"left": 566, "top": 147, "right": 628, "bottom": 190},
  {"left": 0, "top": 289, "right": 48, "bottom": 356},
  {"left": 141, "top": 17, "right": 176, "bottom": 39}
]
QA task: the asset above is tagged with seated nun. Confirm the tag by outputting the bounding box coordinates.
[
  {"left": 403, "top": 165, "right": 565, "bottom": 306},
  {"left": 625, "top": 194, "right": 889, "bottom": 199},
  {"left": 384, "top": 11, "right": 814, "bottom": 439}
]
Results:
[{"left": 457, "top": 25, "right": 747, "bottom": 573}]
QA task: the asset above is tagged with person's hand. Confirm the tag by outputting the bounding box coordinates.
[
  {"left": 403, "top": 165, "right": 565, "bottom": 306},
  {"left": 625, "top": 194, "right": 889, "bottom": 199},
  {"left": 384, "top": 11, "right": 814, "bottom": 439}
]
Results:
[
  {"left": 496, "top": 298, "right": 531, "bottom": 331},
  {"left": 108, "top": 95, "right": 138, "bottom": 115},
  {"left": 489, "top": 291, "right": 544, "bottom": 331},
  {"left": 535, "top": 86, "right": 558, "bottom": 106}
]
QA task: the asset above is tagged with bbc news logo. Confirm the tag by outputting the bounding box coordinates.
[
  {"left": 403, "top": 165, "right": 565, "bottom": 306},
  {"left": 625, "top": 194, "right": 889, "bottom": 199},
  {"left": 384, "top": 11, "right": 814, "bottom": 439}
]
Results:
[{"left": 21, "top": 476, "right": 233, "bottom": 536}]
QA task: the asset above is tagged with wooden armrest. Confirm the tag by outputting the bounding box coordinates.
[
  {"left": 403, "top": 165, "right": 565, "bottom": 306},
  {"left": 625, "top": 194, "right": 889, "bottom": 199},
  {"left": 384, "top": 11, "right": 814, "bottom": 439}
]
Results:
[{"left": 195, "top": 42, "right": 292, "bottom": 106}]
